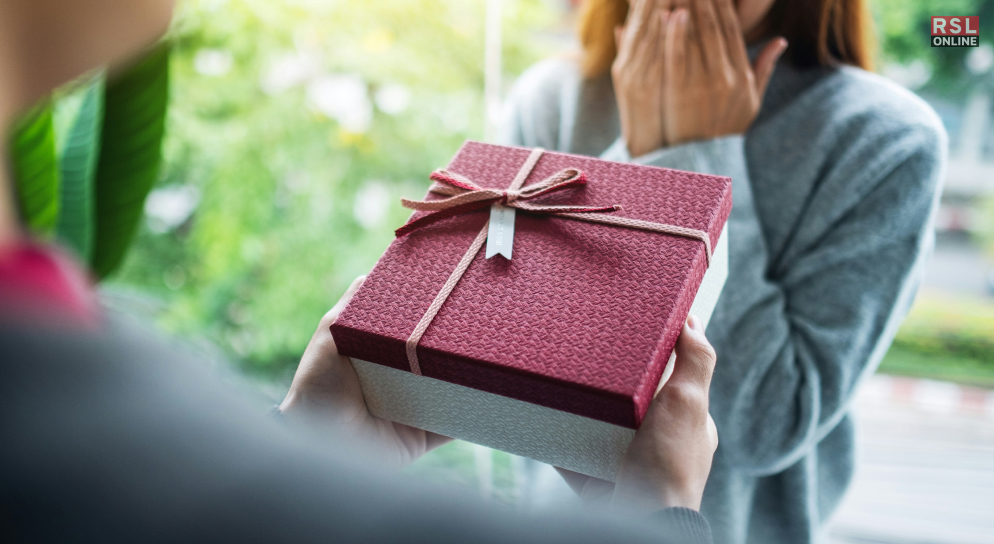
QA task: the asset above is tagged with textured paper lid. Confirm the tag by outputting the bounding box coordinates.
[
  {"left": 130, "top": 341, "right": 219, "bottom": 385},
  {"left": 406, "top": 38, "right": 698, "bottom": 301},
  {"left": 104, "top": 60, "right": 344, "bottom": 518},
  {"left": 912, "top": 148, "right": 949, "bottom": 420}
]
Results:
[{"left": 332, "top": 141, "right": 732, "bottom": 428}]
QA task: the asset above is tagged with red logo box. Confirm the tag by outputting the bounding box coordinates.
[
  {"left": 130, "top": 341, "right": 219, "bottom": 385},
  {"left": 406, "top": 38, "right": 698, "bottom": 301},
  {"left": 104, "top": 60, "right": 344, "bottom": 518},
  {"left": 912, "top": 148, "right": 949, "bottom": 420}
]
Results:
[{"left": 931, "top": 16, "right": 979, "bottom": 35}]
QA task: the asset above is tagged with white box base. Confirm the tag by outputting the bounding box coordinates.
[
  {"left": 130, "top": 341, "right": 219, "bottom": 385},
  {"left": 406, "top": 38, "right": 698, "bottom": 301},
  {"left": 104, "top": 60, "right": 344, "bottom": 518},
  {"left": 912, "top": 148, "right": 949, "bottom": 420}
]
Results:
[{"left": 353, "top": 226, "right": 727, "bottom": 481}]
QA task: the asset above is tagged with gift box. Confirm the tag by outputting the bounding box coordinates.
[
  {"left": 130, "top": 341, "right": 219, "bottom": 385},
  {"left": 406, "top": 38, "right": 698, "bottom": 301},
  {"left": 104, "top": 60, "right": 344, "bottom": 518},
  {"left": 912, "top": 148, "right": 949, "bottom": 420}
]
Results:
[{"left": 332, "top": 141, "right": 731, "bottom": 481}]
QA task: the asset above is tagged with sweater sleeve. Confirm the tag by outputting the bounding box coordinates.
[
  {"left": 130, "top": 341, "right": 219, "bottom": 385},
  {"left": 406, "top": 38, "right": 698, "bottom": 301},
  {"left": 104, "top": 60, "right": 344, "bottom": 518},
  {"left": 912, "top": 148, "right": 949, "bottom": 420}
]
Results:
[
  {"left": 601, "top": 130, "right": 944, "bottom": 474},
  {"left": 652, "top": 508, "right": 714, "bottom": 544}
]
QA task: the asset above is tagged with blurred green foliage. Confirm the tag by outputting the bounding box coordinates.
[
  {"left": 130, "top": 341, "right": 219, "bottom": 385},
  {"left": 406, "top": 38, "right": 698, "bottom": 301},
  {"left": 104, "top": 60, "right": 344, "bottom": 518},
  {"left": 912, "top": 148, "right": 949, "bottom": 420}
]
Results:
[
  {"left": 887, "top": 292, "right": 994, "bottom": 384},
  {"left": 9, "top": 103, "right": 60, "bottom": 236},
  {"left": 109, "top": 0, "right": 560, "bottom": 373},
  {"left": 11, "top": 47, "right": 170, "bottom": 279},
  {"left": 92, "top": 45, "right": 171, "bottom": 279}
]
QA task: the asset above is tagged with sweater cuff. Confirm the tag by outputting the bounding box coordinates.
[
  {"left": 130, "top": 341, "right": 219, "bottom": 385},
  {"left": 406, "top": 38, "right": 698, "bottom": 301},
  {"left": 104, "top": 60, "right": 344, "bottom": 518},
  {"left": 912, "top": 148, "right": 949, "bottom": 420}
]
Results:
[{"left": 651, "top": 507, "right": 714, "bottom": 544}]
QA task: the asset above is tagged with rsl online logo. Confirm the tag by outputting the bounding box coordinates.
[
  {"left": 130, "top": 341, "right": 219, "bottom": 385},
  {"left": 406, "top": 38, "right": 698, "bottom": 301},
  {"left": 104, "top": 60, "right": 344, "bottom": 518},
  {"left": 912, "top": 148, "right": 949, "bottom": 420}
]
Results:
[{"left": 931, "top": 16, "right": 980, "bottom": 47}]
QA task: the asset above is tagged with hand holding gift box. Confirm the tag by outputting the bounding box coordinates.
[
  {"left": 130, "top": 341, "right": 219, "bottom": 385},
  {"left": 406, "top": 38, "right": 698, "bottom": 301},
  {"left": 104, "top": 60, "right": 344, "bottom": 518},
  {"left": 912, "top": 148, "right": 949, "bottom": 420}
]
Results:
[
  {"left": 281, "top": 276, "right": 720, "bottom": 512},
  {"left": 328, "top": 142, "right": 731, "bottom": 481}
]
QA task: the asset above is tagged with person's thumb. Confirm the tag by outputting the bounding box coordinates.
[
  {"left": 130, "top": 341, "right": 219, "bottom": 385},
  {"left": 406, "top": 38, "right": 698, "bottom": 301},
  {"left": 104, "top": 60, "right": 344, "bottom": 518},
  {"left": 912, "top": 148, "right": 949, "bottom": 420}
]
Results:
[
  {"left": 752, "top": 37, "right": 788, "bottom": 99},
  {"left": 668, "top": 315, "right": 717, "bottom": 389}
]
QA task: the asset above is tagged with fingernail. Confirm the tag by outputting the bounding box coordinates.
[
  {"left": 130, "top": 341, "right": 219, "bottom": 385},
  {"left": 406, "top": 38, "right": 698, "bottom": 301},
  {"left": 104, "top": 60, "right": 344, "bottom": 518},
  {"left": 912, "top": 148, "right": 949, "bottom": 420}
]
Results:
[
  {"left": 687, "top": 315, "right": 703, "bottom": 332},
  {"left": 679, "top": 10, "right": 689, "bottom": 23}
]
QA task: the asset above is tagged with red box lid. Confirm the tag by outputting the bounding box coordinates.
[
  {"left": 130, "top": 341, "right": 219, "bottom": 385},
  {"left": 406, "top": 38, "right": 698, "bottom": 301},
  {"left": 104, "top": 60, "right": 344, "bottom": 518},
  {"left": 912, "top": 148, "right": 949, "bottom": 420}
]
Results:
[{"left": 332, "top": 142, "right": 731, "bottom": 429}]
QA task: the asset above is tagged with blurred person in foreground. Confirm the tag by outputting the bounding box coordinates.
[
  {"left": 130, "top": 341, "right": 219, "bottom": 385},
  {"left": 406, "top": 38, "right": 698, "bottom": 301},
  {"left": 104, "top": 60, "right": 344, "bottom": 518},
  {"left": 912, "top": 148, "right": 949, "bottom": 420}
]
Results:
[
  {"left": 0, "top": 1, "right": 722, "bottom": 542},
  {"left": 501, "top": 0, "right": 946, "bottom": 542}
]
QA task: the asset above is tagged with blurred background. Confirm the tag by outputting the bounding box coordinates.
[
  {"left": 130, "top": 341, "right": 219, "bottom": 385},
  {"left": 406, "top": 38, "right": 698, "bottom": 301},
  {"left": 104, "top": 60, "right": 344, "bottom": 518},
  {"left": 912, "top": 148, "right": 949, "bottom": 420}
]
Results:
[{"left": 45, "top": 0, "right": 994, "bottom": 542}]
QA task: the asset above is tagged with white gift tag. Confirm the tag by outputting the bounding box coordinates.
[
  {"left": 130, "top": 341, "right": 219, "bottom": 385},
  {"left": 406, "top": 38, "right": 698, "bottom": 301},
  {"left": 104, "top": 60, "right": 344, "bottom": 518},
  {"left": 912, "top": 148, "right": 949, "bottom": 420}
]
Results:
[{"left": 485, "top": 204, "right": 515, "bottom": 259}]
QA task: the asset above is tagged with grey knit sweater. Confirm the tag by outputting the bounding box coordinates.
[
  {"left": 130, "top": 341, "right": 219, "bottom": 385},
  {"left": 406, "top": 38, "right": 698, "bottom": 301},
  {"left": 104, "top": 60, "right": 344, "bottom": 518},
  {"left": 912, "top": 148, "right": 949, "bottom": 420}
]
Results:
[{"left": 500, "top": 58, "right": 945, "bottom": 544}]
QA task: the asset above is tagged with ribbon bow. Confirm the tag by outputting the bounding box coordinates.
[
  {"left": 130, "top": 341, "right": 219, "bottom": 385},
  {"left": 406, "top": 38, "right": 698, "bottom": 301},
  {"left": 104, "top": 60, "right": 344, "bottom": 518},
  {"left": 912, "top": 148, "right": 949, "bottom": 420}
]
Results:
[{"left": 395, "top": 168, "right": 620, "bottom": 237}]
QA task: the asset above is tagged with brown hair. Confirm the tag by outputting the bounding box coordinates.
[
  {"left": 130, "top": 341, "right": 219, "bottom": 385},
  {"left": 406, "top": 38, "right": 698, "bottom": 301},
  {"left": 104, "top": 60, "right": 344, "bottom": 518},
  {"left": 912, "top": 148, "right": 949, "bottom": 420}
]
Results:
[{"left": 577, "top": 0, "right": 876, "bottom": 78}]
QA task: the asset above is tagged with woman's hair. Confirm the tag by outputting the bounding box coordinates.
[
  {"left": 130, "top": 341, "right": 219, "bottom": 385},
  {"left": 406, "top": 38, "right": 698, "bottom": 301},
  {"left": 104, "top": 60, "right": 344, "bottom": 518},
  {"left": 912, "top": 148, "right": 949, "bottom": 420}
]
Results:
[{"left": 577, "top": 0, "right": 876, "bottom": 78}]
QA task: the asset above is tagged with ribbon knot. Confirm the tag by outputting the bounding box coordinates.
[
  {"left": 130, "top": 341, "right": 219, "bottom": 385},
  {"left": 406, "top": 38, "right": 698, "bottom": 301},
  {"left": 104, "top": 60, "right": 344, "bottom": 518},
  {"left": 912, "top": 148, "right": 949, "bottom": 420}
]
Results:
[{"left": 500, "top": 189, "right": 518, "bottom": 205}]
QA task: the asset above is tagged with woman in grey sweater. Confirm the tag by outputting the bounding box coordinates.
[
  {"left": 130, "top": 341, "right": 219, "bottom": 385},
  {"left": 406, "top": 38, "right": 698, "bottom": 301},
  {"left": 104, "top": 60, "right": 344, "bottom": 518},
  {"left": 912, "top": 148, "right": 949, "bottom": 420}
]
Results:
[{"left": 501, "top": 0, "right": 945, "bottom": 543}]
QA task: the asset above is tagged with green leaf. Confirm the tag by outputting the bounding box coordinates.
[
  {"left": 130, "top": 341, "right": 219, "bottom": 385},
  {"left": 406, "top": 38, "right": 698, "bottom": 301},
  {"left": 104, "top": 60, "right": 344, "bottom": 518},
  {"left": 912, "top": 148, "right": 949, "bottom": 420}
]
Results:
[
  {"left": 57, "top": 79, "right": 105, "bottom": 261},
  {"left": 92, "top": 43, "right": 171, "bottom": 279},
  {"left": 9, "top": 103, "right": 59, "bottom": 235}
]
